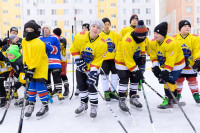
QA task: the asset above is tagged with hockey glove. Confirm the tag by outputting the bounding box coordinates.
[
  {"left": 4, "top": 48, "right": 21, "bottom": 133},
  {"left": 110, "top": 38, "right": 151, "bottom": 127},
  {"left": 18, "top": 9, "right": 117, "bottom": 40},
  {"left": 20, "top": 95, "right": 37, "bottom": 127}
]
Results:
[
  {"left": 14, "top": 81, "right": 22, "bottom": 90},
  {"left": 193, "top": 60, "right": 200, "bottom": 72},
  {"left": 87, "top": 71, "right": 98, "bottom": 86},
  {"left": 23, "top": 63, "right": 28, "bottom": 73},
  {"left": 24, "top": 68, "right": 35, "bottom": 81},
  {"left": 152, "top": 66, "right": 161, "bottom": 79},
  {"left": 132, "top": 70, "right": 143, "bottom": 83},
  {"left": 75, "top": 58, "right": 87, "bottom": 72},
  {"left": 136, "top": 54, "right": 146, "bottom": 66},
  {"left": 160, "top": 70, "right": 170, "bottom": 83}
]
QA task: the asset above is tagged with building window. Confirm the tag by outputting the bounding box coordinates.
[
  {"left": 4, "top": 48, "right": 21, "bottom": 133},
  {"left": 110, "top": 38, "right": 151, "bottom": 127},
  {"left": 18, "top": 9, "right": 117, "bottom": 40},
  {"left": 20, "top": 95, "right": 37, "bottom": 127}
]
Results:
[
  {"left": 37, "top": 9, "right": 45, "bottom": 15},
  {"left": 186, "top": 17, "right": 191, "bottom": 23},
  {"left": 75, "top": 0, "right": 82, "bottom": 3},
  {"left": 64, "top": 20, "right": 69, "bottom": 27},
  {"left": 132, "top": 0, "right": 139, "bottom": 3},
  {"left": 65, "top": 32, "right": 70, "bottom": 38},
  {"left": 99, "top": 0, "right": 104, "bottom": 2},
  {"left": 146, "top": 0, "right": 150, "bottom": 2},
  {"left": 197, "top": 6, "right": 200, "bottom": 13},
  {"left": 89, "top": 0, "right": 92, "bottom": 3},
  {"left": 51, "top": 0, "right": 56, "bottom": 4},
  {"left": 52, "top": 21, "right": 57, "bottom": 26},
  {"left": 75, "top": 9, "right": 83, "bottom": 15},
  {"left": 197, "top": 18, "right": 200, "bottom": 23},
  {"left": 37, "top": 21, "right": 45, "bottom": 26},
  {"left": 197, "top": 29, "right": 200, "bottom": 35},
  {"left": 76, "top": 20, "right": 83, "bottom": 27},
  {"left": 123, "top": 20, "right": 126, "bottom": 25},
  {"left": 52, "top": 9, "right": 56, "bottom": 15},
  {"left": 16, "top": 15, "right": 21, "bottom": 19},
  {"left": 66, "top": 43, "right": 70, "bottom": 49},
  {"left": 89, "top": 9, "right": 92, "bottom": 14},
  {"left": 3, "top": 10, "right": 8, "bottom": 14},
  {"left": 99, "top": 9, "right": 104, "bottom": 13},
  {"left": 27, "top": 9, "right": 30, "bottom": 15},
  {"left": 146, "top": 8, "right": 151, "bottom": 14},
  {"left": 63, "top": 0, "right": 68, "bottom": 3},
  {"left": 111, "top": 3, "right": 116, "bottom": 7},
  {"left": 15, "top": 3, "right": 20, "bottom": 7},
  {"left": 123, "top": 9, "right": 126, "bottom": 14},
  {"left": 2, "top": 0, "right": 7, "bottom": 2},
  {"left": 111, "top": 14, "right": 116, "bottom": 18},
  {"left": 111, "top": 25, "right": 116, "bottom": 29},
  {"left": 64, "top": 9, "right": 68, "bottom": 15},
  {"left": 37, "top": 0, "right": 44, "bottom": 4},
  {"left": 146, "top": 19, "right": 151, "bottom": 25},
  {"left": 148, "top": 30, "right": 151, "bottom": 36},
  {"left": 26, "top": 0, "right": 30, "bottom": 3},
  {"left": 132, "top": 9, "right": 140, "bottom": 14},
  {"left": 186, "top": 6, "right": 191, "bottom": 13},
  {"left": 4, "top": 22, "right": 9, "bottom": 25}
]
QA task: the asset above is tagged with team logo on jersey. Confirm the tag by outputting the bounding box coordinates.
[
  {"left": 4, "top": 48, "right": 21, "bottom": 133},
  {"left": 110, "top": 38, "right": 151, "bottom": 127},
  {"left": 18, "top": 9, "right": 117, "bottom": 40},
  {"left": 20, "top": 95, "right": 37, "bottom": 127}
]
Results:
[
  {"left": 81, "top": 47, "right": 94, "bottom": 64},
  {"left": 157, "top": 51, "right": 166, "bottom": 66},
  {"left": 133, "top": 46, "right": 141, "bottom": 61},
  {"left": 181, "top": 43, "right": 191, "bottom": 59},
  {"left": 45, "top": 42, "right": 51, "bottom": 45},
  {"left": 106, "top": 38, "right": 115, "bottom": 53}
]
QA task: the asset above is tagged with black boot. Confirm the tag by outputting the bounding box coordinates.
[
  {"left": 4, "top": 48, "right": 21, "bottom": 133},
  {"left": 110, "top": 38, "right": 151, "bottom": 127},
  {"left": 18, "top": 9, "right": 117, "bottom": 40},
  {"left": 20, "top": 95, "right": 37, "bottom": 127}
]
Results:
[
  {"left": 0, "top": 98, "right": 7, "bottom": 108},
  {"left": 63, "top": 83, "right": 69, "bottom": 97}
]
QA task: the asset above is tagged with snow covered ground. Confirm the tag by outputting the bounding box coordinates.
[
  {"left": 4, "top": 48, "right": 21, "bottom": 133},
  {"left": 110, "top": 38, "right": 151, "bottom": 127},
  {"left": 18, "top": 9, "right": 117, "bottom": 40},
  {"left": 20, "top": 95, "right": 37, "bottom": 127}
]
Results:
[{"left": 1, "top": 61, "right": 200, "bottom": 133}]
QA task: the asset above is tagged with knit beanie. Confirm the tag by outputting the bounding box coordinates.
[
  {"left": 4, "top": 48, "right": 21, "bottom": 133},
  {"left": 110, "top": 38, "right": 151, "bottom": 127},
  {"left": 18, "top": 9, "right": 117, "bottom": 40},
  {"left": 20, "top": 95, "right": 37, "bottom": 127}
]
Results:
[
  {"left": 42, "top": 24, "right": 51, "bottom": 32},
  {"left": 90, "top": 19, "right": 104, "bottom": 32},
  {"left": 154, "top": 22, "right": 168, "bottom": 37},
  {"left": 53, "top": 28, "right": 62, "bottom": 36},
  {"left": 6, "top": 45, "right": 21, "bottom": 62},
  {"left": 10, "top": 27, "right": 18, "bottom": 34},
  {"left": 102, "top": 17, "right": 111, "bottom": 25},
  {"left": 133, "top": 20, "right": 148, "bottom": 37},
  {"left": 9, "top": 35, "right": 18, "bottom": 42},
  {"left": 82, "top": 23, "right": 90, "bottom": 31},
  {"left": 179, "top": 20, "right": 191, "bottom": 31},
  {"left": 130, "top": 14, "right": 138, "bottom": 24}
]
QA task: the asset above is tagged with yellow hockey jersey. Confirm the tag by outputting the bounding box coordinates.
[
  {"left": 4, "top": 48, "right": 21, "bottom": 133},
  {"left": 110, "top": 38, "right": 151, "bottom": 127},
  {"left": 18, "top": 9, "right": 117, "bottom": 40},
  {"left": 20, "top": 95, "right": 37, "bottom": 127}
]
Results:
[
  {"left": 99, "top": 30, "right": 120, "bottom": 60},
  {"left": 119, "top": 26, "right": 135, "bottom": 40},
  {"left": 173, "top": 33, "right": 200, "bottom": 74},
  {"left": 70, "top": 31, "right": 107, "bottom": 71},
  {"left": 150, "top": 36, "right": 185, "bottom": 72},
  {"left": 115, "top": 33, "right": 146, "bottom": 72},
  {"left": 22, "top": 38, "right": 48, "bottom": 80}
]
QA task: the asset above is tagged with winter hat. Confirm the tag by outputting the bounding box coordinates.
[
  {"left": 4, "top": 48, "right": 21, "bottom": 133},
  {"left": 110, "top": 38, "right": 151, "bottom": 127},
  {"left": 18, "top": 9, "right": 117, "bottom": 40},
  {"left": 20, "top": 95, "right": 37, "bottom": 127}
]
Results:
[
  {"left": 82, "top": 23, "right": 90, "bottom": 31},
  {"left": 130, "top": 14, "right": 138, "bottom": 24},
  {"left": 179, "top": 20, "right": 191, "bottom": 31},
  {"left": 53, "top": 28, "right": 62, "bottom": 36},
  {"left": 42, "top": 24, "right": 51, "bottom": 32},
  {"left": 90, "top": 19, "right": 104, "bottom": 32},
  {"left": 154, "top": 22, "right": 168, "bottom": 37},
  {"left": 102, "top": 18, "right": 111, "bottom": 25},
  {"left": 6, "top": 45, "right": 21, "bottom": 62},
  {"left": 9, "top": 34, "right": 18, "bottom": 42},
  {"left": 10, "top": 27, "right": 18, "bottom": 34},
  {"left": 24, "top": 21, "right": 39, "bottom": 34},
  {"left": 133, "top": 20, "right": 148, "bottom": 37}
]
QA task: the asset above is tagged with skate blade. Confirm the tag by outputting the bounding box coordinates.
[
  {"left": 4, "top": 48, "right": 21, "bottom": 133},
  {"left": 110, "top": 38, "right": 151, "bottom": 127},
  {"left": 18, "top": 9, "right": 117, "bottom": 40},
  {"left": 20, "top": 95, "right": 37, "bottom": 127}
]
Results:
[
  {"left": 90, "top": 117, "right": 96, "bottom": 121},
  {"left": 37, "top": 112, "right": 49, "bottom": 120},
  {"left": 130, "top": 104, "right": 143, "bottom": 111},
  {"left": 75, "top": 110, "right": 87, "bottom": 117},
  {"left": 119, "top": 108, "right": 129, "bottom": 115},
  {"left": 157, "top": 108, "right": 174, "bottom": 113},
  {"left": 25, "top": 116, "right": 31, "bottom": 120}
]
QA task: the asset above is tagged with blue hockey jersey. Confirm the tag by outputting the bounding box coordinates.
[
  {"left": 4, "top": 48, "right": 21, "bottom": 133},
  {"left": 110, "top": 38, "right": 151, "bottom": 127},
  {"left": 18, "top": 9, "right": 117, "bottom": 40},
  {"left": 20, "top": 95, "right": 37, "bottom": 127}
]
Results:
[{"left": 39, "top": 35, "right": 61, "bottom": 69}]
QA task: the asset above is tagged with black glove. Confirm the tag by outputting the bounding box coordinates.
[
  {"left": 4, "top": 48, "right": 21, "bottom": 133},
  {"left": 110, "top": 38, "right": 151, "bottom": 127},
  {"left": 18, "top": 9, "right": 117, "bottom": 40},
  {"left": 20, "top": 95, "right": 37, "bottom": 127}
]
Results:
[
  {"left": 87, "top": 71, "right": 98, "bottom": 86},
  {"left": 25, "top": 68, "right": 35, "bottom": 81},
  {"left": 152, "top": 66, "right": 161, "bottom": 78},
  {"left": 132, "top": 70, "right": 143, "bottom": 83},
  {"left": 136, "top": 54, "right": 146, "bottom": 66},
  {"left": 75, "top": 58, "right": 87, "bottom": 72},
  {"left": 6, "top": 62, "right": 11, "bottom": 68},
  {"left": 23, "top": 63, "right": 28, "bottom": 72},
  {"left": 160, "top": 70, "right": 170, "bottom": 83},
  {"left": 193, "top": 60, "right": 200, "bottom": 72},
  {"left": 14, "top": 81, "right": 22, "bottom": 90}
]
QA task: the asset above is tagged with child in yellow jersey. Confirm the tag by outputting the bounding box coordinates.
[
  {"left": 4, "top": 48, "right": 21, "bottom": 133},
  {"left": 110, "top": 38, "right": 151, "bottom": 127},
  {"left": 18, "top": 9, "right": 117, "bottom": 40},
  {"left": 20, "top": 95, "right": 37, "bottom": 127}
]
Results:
[
  {"left": 22, "top": 21, "right": 49, "bottom": 118},
  {"left": 174, "top": 20, "right": 200, "bottom": 103},
  {"left": 99, "top": 18, "right": 120, "bottom": 101},
  {"left": 119, "top": 14, "right": 138, "bottom": 40},
  {"left": 151, "top": 22, "right": 185, "bottom": 109},
  {"left": 70, "top": 20, "right": 107, "bottom": 118},
  {"left": 115, "top": 20, "right": 148, "bottom": 113}
]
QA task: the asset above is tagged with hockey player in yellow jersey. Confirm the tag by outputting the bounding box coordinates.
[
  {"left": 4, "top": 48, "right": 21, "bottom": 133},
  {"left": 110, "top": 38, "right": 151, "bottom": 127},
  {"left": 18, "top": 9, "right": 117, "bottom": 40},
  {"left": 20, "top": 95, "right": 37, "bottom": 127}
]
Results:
[
  {"left": 173, "top": 20, "right": 200, "bottom": 103},
  {"left": 70, "top": 20, "right": 107, "bottom": 118},
  {"left": 151, "top": 22, "right": 185, "bottom": 109},
  {"left": 115, "top": 20, "right": 148, "bottom": 113},
  {"left": 99, "top": 18, "right": 120, "bottom": 101},
  {"left": 119, "top": 14, "right": 138, "bottom": 40}
]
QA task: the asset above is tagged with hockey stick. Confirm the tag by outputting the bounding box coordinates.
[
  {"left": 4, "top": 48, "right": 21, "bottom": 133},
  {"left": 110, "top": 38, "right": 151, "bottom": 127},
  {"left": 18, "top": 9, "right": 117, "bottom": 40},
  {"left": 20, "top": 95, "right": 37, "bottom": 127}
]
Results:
[
  {"left": 18, "top": 79, "right": 29, "bottom": 133},
  {"left": 164, "top": 82, "right": 197, "bottom": 133},
  {"left": 0, "top": 73, "right": 13, "bottom": 125},
  {"left": 70, "top": 25, "right": 74, "bottom": 100},
  {"left": 85, "top": 72, "right": 128, "bottom": 133},
  {"left": 140, "top": 80, "right": 156, "bottom": 133},
  {"left": 144, "top": 81, "right": 168, "bottom": 102}
]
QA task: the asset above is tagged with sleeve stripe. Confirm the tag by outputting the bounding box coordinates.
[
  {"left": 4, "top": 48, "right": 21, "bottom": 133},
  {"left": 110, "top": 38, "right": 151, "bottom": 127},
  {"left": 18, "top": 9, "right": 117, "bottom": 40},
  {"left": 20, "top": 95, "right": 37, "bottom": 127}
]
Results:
[
  {"left": 90, "top": 64, "right": 99, "bottom": 70},
  {"left": 51, "top": 46, "right": 58, "bottom": 55},
  {"left": 128, "top": 66, "right": 137, "bottom": 72},
  {"left": 175, "top": 58, "right": 185, "bottom": 65},
  {"left": 164, "top": 65, "right": 173, "bottom": 71},
  {"left": 71, "top": 52, "right": 80, "bottom": 56},
  {"left": 114, "top": 59, "right": 126, "bottom": 66},
  {"left": 152, "top": 59, "right": 158, "bottom": 62}
]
